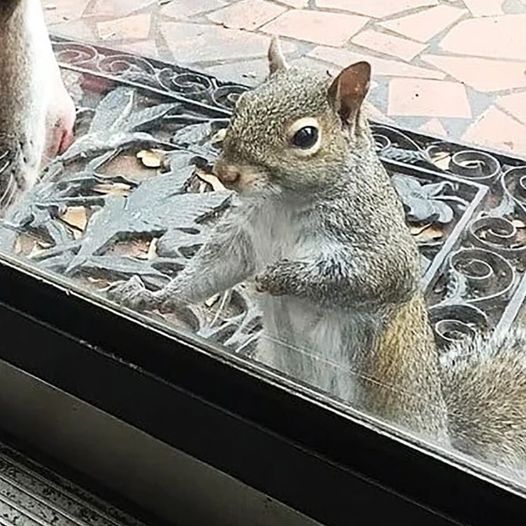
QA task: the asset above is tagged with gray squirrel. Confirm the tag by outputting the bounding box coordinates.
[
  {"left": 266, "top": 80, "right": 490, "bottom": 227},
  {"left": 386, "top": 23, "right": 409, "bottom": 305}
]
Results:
[
  {"left": 0, "top": 0, "right": 75, "bottom": 213},
  {"left": 109, "top": 37, "right": 526, "bottom": 474}
]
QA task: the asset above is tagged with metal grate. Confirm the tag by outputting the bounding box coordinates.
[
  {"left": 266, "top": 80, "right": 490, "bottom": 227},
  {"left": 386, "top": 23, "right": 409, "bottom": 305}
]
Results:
[
  {"left": 0, "top": 36, "right": 524, "bottom": 355},
  {"left": 0, "top": 442, "right": 147, "bottom": 526}
]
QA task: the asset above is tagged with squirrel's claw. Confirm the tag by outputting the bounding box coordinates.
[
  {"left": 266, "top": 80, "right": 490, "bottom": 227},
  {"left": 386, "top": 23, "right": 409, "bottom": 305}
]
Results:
[
  {"left": 254, "top": 274, "right": 268, "bottom": 294},
  {"left": 255, "top": 267, "right": 288, "bottom": 296},
  {"left": 107, "top": 276, "right": 154, "bottom": 311},
  {"left": 107, "top": 276, "right": 187, "bottom": 314}
]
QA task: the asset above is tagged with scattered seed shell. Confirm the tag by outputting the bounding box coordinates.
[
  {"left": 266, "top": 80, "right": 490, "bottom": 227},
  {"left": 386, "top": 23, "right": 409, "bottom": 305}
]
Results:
[
  {"left": 205, "top": 294, "right": 220, "bottom": 308},
  {"left": 195, "top": 167, "right": 227, "bottom": 192},
  {"left": 412, "top": 224, "right": 444, "bottom": 242},
  {"left": 93, "top": 182, "right": 131, "bottom": 196},
  {"left": 129, "top": 239, "right": 151, "bottom": 259},
  {"left": 137, "top": 149, "right": 164, "bottom": 168},
  {"left": 410, "top": 223, "right": 431, "bottom": 236},
  {"left": 431, "top": 153, "right": 451, "bottom": 171},
  {"left": 28, "top": 244, "right": 45, "bottom": 258},
  {"left": 60, "top": 206, "right": 88, "bottom": 231},
  {"left": 210, "top": 128, "right": 227, "bottom": 144},
  {"left": 15, "top": 234, "right": 38, "bottom": 256},
  {"left": 147, "top": 238, "right": 158, "bottom": 260}
]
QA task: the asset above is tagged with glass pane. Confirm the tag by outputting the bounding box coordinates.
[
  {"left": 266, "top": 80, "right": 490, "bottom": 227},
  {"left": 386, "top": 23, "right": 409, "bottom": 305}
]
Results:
[{"left": 2, "top": 0, "right": 526, "bottom": 497}]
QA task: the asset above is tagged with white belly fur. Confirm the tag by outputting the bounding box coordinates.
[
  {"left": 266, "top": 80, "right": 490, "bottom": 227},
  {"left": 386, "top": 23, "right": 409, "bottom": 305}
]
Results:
[
  {"left": 257, "top": 295, "right": 359, "bottom": 401},
  {"left": 245, "top": 197, "right": 359, "bottom": 401}
]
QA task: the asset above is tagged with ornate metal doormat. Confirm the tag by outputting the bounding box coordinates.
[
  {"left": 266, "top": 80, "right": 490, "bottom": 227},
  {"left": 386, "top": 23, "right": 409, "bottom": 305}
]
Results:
[{"left": 1, "top": 36, "right": 524, "bottom": 356}]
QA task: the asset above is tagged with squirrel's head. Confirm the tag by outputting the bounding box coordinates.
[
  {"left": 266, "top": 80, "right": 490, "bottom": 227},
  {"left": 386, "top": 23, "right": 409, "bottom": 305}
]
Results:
[{"left": 213, "top": 37, "right": 371, "bottom": 196}]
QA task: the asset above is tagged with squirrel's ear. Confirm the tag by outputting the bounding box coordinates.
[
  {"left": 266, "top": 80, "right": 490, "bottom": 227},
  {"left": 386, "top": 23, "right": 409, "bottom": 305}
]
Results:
[
  {"left": 268, "top": 36, "right": 289, "bottom": 75},
  {"left": 328, "top": 62, "right": 371, "bottom": 125}
]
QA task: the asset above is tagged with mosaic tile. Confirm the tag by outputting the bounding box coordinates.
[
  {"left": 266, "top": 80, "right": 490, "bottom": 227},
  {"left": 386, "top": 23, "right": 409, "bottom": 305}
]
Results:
[
  {"left": 261, "top": 9, "right": 368, "bottom": 46},
  {"left": 315, "top": 0, "right": 437, "bottom": 18},
  {"left": 43, "top": 0, "right": 91, "bottom": 24},
  {"left": 208, "top": 0, "right": 286, "bottom": 30},
  {"left": 462, "top": 105, "right": 526, "bottom": 153},
  {"left": 388, "top": 78, "right": 472, "bottom": 118},
  {"left": 496, "top": 92, "right": 526, "bottom": 125},
  {"left": 89, "top": 0, "right": 157, "bottom": 18},
  {"left": 161, "top": 0, "right": 227, "bottom": 19},
  {"left": 308, "top": 46, "right": 445, "bottom": 79},
  {"left": 422, "top": 54, "right": 526, "bottom": 92},
  {"left": 161, "top": 22, "right": 295, "bottom": 63},
  {"left": 380, "top": 5, "right": 466, "bottom": 42},
  {"left": 418, "top": 118, "right": 448, "bottom": 137},
  {"left": 461, "top": 0, "right": 504, "bottom": 16},
  {"left": 97, "top": 13, "right": 152, "bottom": 41},
  {"left": 440, "top": 15, "right": 526, "bottom": 60},
  {"left": 352, "top": 29, "right": 427, "bottom": 61}
]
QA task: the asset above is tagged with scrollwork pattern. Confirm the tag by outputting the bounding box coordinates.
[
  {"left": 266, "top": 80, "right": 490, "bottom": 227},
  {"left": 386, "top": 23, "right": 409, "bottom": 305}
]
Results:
[
  {"left": 3, "top": 36, "right": 525, "bottom": 351},
  {"left": 369, "top": 124, "right": 525, "bottom": 344}
]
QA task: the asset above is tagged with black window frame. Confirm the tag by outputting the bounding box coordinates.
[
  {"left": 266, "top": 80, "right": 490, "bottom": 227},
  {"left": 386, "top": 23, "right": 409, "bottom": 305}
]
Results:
[{"left": 0, "top": 253, "right": 525, "bottom": 525}]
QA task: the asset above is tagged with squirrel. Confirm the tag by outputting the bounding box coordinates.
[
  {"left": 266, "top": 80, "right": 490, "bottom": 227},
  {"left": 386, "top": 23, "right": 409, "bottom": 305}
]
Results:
[
  {"left": 0, "top": 0, "right": 75, "bottom": 213},
  {"left": 109, "top": 37, "right": 526, "bottom": 475}
]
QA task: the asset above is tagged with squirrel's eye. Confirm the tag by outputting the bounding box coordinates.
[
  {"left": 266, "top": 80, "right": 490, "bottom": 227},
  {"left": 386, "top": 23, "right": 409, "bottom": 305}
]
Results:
[
  {"left": 287, "top": 117, "right": 322, "bottom": 155},
  {"left": 291, "top": 126, "right": 319, "bottom": 149}
]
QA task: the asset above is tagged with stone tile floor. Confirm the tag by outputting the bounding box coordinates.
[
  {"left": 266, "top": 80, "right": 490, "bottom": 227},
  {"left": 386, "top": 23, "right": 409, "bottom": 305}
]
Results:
[{"left": 44, "top": 0, "right": 526, "bottom": 156}]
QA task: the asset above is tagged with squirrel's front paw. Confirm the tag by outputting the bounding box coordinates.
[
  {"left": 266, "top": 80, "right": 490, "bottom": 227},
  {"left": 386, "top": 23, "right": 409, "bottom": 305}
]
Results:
[
  {"left": 107, "top": 276, "right": 155, "bottom": 311},
  {"left": 255, "top": 261, "right": 292, "bottom": 296}
]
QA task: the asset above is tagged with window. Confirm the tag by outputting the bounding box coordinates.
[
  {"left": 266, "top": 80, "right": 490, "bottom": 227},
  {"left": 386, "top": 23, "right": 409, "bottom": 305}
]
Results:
[{"left": 1, "top": 2, "right": 526, "bottom": 524}]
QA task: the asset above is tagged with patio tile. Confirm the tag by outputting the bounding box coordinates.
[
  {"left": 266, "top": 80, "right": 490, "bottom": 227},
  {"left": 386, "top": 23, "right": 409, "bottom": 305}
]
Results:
[
  {"left": 387, "top": 78, "right": 472, "bottom": 118},
  {"left": 89, "top": 0, "right": 157, "bottom": 18},
  {"left": 315, "top": 0, "right": 437, "bottom": 19},
  {"left": 462, "top": 105, "right": 526, "bottom": 153},
  {"left": 352, "top": 30, "right": 427, "bottom": 61},
  {"left": 43, "top": 0, "right": 91, "bottom": 24},
  {"left": 440, "top": 15, "right": 526, "bottom": 60},
  {"left": 161, "top": 0, "right": 227, "bottom": 19},
  {"left": 97, "top": 13, "right": 152, "bottom": 41},
  {"left": 308, "top": 46, "right": 445, "bottom": 79},
  {"left": 365, "top": 102, "right": 395, "bottom": 124},
  {"left": 261, "top": 10, "right": 368, "bottom": 47},
  {"left": 418, "top": 118, "right": 447, "bottom": 137},
  {"left": 48, "top": 19, "right": 95, "bottom": 41},
  {"left": 379, "top": 5, "right": 466, "bottom": 42},
  {"left": 496, "top": 92, "right": 526, "bottom": 125},
  {"left": 46, "top": 0, "right": 526, "bottom": 155},
  {"left": 208, "top": 0, "right": 286, "bottom": 30},
  {"left": 206, "top": 57, "right": 270, "bottom": 85},
  {"left": 120, "top": 39, "right": 160, "bottom": 59},
  {"left": 277, "top": 0, "right": 308, "bottom": 6},
  {"left": 290, "top": 56, "right": 339, "bottom": 74},
  {"left": 422, "top": 55, "right": 526, "bottom": 92},
  {"left": 461, "top": 0, "right": 505, "bottom": 16},
  {"left": 160, "top": 22, "right": 295, "bottom": 63}
]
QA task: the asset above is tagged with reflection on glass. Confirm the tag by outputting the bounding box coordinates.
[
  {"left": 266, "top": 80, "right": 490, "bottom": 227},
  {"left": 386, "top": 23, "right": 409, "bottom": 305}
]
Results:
[
  {"left": 107, "top": 40, "right": 526, "bottom": 479},
  {"left": 1, "top": 10, "right": 526, "bottom": 493}
]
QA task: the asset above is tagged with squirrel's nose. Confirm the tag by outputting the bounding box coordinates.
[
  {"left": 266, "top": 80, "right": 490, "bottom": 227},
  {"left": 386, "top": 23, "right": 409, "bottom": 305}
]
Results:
[{"left": 213, "top": 161, "right": 241, "bottom": 184}]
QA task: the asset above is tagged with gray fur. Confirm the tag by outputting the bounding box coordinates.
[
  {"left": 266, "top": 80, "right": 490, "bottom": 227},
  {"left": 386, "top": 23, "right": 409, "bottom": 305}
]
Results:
[
  {"left": 441, "top": 326, "right": 526, "bottom": 472},
  {"left": 110, "top": 56, "right": 526, "bottom": 473}
]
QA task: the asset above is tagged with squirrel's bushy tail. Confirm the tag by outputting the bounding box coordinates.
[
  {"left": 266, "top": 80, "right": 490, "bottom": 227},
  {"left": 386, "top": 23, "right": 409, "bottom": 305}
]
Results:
[{"left": 440, "top": 326, "right": 526, "bottom": 472}]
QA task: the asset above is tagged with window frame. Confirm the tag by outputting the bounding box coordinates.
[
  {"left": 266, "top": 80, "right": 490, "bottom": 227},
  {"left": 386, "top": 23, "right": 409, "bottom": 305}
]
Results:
[
  {"left": 0, "top": 34, "right": 525, "bottom": 525},
  {"left": 0, "top": 254, "right": 524, "bottom": 525}
]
